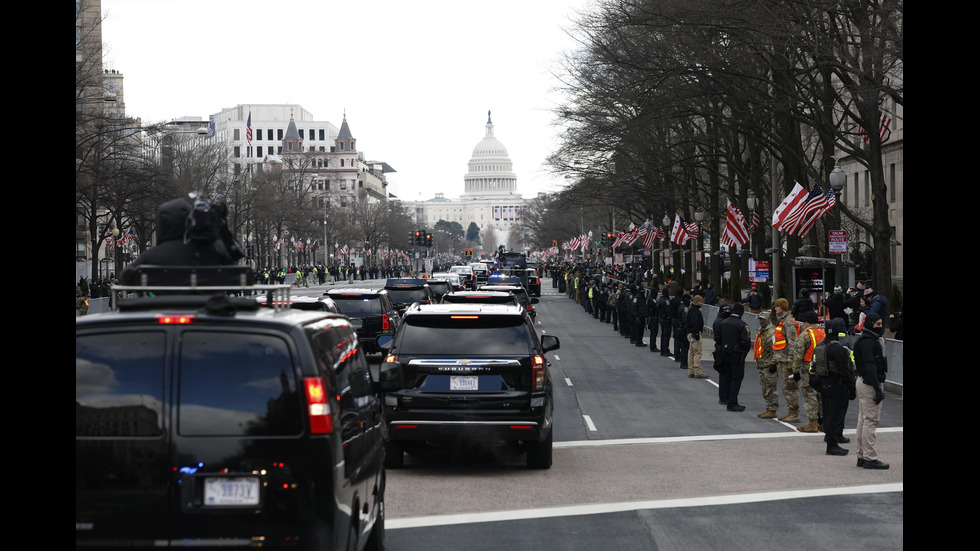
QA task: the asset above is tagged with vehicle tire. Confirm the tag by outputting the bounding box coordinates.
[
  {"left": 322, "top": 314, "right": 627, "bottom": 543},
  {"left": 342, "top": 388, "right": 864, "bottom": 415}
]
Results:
[
  {"left": 384, "top": 441, "right": 404, "bottom": 469},
  {"left": 525, "top": 430, "right": 553, "bottom": 469}
]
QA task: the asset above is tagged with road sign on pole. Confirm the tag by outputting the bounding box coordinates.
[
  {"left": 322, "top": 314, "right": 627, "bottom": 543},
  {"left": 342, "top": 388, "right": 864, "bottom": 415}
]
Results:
[{"left": 829, "top": 230, "right": 848, "bottom": 254}]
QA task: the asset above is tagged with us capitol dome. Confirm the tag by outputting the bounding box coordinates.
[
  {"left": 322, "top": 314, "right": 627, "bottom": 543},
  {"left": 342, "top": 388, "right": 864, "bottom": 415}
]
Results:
[{"left": 461, "top": 111, "right": 520, "bottom": 199}]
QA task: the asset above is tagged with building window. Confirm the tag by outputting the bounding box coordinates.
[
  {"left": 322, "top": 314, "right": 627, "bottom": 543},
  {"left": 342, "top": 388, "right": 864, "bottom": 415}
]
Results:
[
  {"left": 234, "top": 129, "right": 240, "bottom": 141},
  {"left": 257, "top": 146, "right": 263, "bottom": 157},
  {"left": 256, "top": 129, "right": 263, "bottom": 141},
  {"left": 299, "top": 129, "right": 304, "bottom": 139},
  {"left": 234, "top": 146, "right": 241, "bottom": 158},
  {"left": 319, "top": 129, "right": 325, "bottom": 140},
  {"left": 278, "top": 129, "right": 283, "bottom": 140}
]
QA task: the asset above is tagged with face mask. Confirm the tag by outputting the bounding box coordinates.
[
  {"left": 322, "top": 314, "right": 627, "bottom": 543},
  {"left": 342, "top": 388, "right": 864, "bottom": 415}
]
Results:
[{"left": 872, "top": 325, "right": 885, "bottom": 336}]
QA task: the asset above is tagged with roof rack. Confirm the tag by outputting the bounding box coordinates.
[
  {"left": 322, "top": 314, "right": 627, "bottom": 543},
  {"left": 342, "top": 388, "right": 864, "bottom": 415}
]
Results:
[{"left": 110, "top": 265, "right": 293, "bottom": 312}]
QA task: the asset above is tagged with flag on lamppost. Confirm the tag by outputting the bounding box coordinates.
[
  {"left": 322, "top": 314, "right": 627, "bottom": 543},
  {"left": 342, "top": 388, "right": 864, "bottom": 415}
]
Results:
[{"left": 670, "top": 214, "right": 693, "bottom": 245}]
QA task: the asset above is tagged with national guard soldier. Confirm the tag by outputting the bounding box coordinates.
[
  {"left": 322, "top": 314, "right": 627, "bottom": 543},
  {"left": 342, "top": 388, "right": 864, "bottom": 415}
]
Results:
[
  {"left": 792, "top": 311, "right": 825, "bottom": 433},
  {"left": 754, "top": 311, "right": 779, "bottom": 418},
  {"left": 772, "top": 298, "right": 801, "bottom": 423}
]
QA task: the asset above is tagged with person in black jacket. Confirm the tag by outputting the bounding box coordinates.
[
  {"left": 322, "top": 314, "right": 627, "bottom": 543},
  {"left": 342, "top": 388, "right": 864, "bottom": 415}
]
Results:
[
  {"left": 657, "top": 288, "right": 673, "bottom": 356},
  {"left": 646, "top": 287, "right": 660, "bottom": 352},
  {"left": 853, "top": 313, "right": 889, "bottom": 469},
  {"left": 811, "top": 318, "right": 856, "bottom": 456},
  {"left": 631, "top": 286, "right": 649, "bottom": 347},
  {"left": 719, "top": 304, "right": 752, "bottom": 411},
  {"left": 686, "top": 295, "right": 709, "bottom": 378},
  {"left": 669, "top": 290, "right": 685, "bottom": 363}
]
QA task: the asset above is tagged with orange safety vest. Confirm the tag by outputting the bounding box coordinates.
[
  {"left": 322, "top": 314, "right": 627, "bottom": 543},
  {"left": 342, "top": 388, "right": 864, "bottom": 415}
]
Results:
[
  {"left": 802, "top": 327, "right": 826, "bottom": 362},
  {"left": 773, "top": 319, "right": 797, "bottom": 350},
  {"left": 754, "top": 333, "right": 765, "bottom": 359}
]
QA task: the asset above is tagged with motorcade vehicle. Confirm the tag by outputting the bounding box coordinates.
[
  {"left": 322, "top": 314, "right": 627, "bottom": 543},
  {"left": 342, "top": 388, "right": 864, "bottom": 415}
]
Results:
[
  {"left": 424, "top": 277, "right": 454, "bottom": 301},
  {"left": 525, "top": 268, "right": 541, "bottom": 297},
  {"left": 447, "top": 265, "right": 475, "bottom": 290},
  {"left": 377, "top": 303, "right": 559, "bottom": 469},
  {"left": 76, "top": 266, "right": 386, "bottom": 551},
  {"left": 324, "top": 288, "right": 401, "bottom": 354},
  {"left": 440, "top": 290, "right": 520, "bottom": 307},
  {"left": 469, "top": 263, "right": 489, "bottom": 286},
  {"left": 384, "top": 278, "right": 436, "bottom": 315},
  {"left": 478, "top": 283, "right": 538, "bottom": 320},
  {"left": 432, "top": 272, "right": 464, "bottom": 292}
]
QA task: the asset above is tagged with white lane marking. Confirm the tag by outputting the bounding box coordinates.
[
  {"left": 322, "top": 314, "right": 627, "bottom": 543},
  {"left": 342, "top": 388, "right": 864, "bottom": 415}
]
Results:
[
  {"left": 554, "top": 355, "right": 560, "bottom": 361},
  {"left": 583, "top": 415, "right": 597, "bottom": 432},
  {"left": 564, "top": 378, "right": 573, "bottom": 386},
  {"left": 554, "top": 426, "right": 902, "bottom": 448},
  {"left": 386, "top": 484, "right": 903, "bottom": 529}
]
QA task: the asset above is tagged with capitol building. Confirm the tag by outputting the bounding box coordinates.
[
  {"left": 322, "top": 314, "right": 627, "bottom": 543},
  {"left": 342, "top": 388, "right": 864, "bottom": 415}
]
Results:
[{"left": 410, "top": 112, "right": 533, "bottom": 251}]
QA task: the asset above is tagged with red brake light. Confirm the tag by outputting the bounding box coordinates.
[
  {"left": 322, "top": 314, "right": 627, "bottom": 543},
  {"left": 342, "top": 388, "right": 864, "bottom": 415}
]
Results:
[
  {"left": 156, "top": 314, "right": 196, "bottom": 324},
  {"left": 304, "top": 377, "right": 334, "bottom": 434},
  {"left": 382, "top": 314, "right": 390, "bottom": 331},
  {"left": 532, "top": 355, "right": 545, "bottom": 390},
  {"left": 384, "top": 354, "right": 397, "bottom": 364}
]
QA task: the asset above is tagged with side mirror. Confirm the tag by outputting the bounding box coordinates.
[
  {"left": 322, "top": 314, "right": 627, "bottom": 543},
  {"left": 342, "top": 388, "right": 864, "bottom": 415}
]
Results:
[
  {"left": 378, "top": 358, "right": 403, "bottom": 392},
  {"left": 376, "top": 335, "right": 394, "bottom": 350},
  {"left": 541, "top": 334, "right": 560, "bottom": 353}
]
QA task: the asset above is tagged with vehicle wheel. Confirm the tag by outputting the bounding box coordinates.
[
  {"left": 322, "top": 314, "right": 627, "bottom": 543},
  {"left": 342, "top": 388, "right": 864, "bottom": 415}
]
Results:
[
  {"left": 525, "top": 431, "right": 553, "bottom": 469},
  {"left": 384, "top": 441, "right": 404, "bottom": 469}
]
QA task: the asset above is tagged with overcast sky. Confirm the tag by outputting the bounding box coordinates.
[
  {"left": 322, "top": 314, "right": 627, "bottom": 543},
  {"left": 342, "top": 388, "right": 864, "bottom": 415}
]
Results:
[{"left": 100, "top": 0, "right": 595, "bottom": 202}]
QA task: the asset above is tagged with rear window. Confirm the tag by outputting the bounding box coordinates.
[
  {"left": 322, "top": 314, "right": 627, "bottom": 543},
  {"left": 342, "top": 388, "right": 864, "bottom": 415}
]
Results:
[
  {"left": 332, "top": 295, "right": 384, "bottom": 316},
  {"left": 443, "top": 294, "right": 516, "bottom": 305},
  {"left": 398, "top": 315, "right": 532, "bottom": 355},
  {"left": 178, "top": 331, "right": 302, "bottom": 436},
  {"left": 76, "top": 331, "right": 166, "bottom": 437},
  {"left": 386, "top": 288, "right": 428, "bottom": 302}
]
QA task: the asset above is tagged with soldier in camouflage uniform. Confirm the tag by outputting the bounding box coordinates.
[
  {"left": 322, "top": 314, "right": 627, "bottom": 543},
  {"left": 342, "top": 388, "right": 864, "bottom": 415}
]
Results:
[
  {"left": 754, "top": 311, "right": 779, "bottom": 418},
  {"left": 791, "top": 311, "right": 825, "bottom": 433},
  {"left": 76, "top": 286, "right": 89, "bottom": 316},
  {"left": 772, "top": 298, "right": 801, "bottom": 423}
]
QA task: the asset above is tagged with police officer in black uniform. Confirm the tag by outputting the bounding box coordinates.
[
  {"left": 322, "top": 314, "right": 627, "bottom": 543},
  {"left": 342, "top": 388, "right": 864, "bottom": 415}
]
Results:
[
  {"left": 631, "top": 286, "right": 649, "bottom": 347},
  {"left": 719, "top": 304, "right": 752, "bottom": 411}
]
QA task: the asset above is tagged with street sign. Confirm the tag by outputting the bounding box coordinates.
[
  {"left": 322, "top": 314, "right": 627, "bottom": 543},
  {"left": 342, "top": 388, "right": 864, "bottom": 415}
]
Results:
[{"left": 829, "top": 230, "right": 848, "bottom": 254}]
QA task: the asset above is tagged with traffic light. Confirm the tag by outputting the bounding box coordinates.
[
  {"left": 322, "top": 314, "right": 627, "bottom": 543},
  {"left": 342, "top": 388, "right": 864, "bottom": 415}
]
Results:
[
  {"left": 410, "top": 232, "right": 416, "bottom": 247},
  {"left": 414, "top": 230, "right": 422, "bottom": 246},
  {"left": 425, "top": 232, "right": 433, "bottom": 247}
]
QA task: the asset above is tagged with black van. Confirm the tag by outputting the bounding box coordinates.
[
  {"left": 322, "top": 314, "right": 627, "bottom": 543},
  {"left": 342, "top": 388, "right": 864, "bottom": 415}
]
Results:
[{"left": 76, "top": 269, "right": 386, "bottom": 550}]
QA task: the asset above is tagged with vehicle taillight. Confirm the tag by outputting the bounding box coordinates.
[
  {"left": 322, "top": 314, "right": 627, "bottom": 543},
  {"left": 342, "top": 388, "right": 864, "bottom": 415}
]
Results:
[
  {"left": 384, "top": 354, "right": 397, "bottom": 364},
  {"left": 303, "top": 377, "right": 333, "bottom": 434},
  {"left": 156, "top": 314, "right": 196, "bottom": 324},
  {"left": 382, "top": 314, "right": 390, "bottom": 331},
  {"left": 532, "top": 355, "right": 545, "bottom": 391}
]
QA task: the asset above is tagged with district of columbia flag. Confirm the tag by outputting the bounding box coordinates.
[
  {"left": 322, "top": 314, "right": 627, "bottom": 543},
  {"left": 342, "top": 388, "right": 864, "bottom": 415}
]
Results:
[
  {"left": 772, "top": 182, "right": 808, "bottom": 232},
  {"left": 670, "top": 214, "right": 692, "bottom": 246},
  {"left": 722, "top": 199, "right": 751, "bottom": 248}
]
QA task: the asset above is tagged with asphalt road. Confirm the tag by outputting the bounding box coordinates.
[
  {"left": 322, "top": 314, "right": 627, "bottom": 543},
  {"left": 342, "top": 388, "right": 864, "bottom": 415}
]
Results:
[{"left": 297, "top": 278, "right": 903, "bottom": 550}]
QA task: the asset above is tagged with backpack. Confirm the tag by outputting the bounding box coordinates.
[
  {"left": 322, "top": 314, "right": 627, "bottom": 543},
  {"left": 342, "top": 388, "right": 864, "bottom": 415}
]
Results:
[{"left": 812, "top": 339, "right": 856, "bottom": 379}]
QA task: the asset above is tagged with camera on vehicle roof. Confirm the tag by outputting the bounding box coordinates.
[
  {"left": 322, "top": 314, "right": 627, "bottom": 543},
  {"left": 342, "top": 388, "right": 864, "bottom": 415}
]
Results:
[{"left": 186, "top": 191, "right": 244, "bottom": 262}]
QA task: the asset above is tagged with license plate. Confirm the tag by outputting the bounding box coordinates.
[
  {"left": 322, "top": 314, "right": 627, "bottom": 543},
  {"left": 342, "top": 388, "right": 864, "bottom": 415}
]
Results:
[
  {"left": 204, "top": 477, "right": 260, "bottom": 506},
  {"left": 450, "top": 376, "right": 478, "bottom": 391}
]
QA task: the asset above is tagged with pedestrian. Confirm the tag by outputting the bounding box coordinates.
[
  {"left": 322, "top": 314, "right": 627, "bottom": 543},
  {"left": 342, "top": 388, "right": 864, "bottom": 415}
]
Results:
[
  {"left": 824, "top": 285, "right": 848, "bottom": 321},
  {"left": 719, "top": 304, "right": 752, "bottom": 411},
  {"left": 686, "top": 295, "right": 709, "bottom": 378},
  {"left": 618, "top": 285, "right": 632, "bottom": 338},
  {"left": 703, "top": 282, "right": 717, "bottom": 306},
  {"left": 853, "top": 312, "right": 889, "bottom": 469},
  {"left": 675, "top": 294, "right": 691, "bottom": 370},
  {"left": 646, "top": 286, "right": 660, "bottom": 352},
  {"left": 78, "top": 276, "right": 89, "bottom": 298},
  {"left": 772, "top": 298, "right": 801, "bottom": 423},
  {"left": 810, "top": 318, "right": 856, "bottom": 456},
  {"left": 791, "top": 288, "right": 814, "bottom": 319},
  {"left": 657, "top": 287, "right": 673, "bottom": 356},
  {"left": 744, "top": 285, "right": 765, "bottom": 314},
  {"left": 669, "top": 289, "right": 685, "bottom": 363},
  {"left": 791, "top": 311, "right": 825, "bottom": 433},
  {"left": 631, "top": 285, "right": 649, "bottom": 347},
  {"left": 888, "top": 307, "right": 903, "bottom": 340},
  {"left": 713, "top": 304, "right": 732, "bottom": 378},
  {"left": 753, "top": 311, "right": 779, "bottom": 418}
]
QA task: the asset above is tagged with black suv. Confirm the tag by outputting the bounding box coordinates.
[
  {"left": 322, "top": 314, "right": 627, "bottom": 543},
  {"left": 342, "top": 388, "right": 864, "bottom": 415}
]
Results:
[
  {"left": 325, "top": 288, "right": 401, "bottom": 354},
  {"left": 383, "top": 278, "right": 436, "bottom": 315},
  {"left": 378, "top": 303, "right": 559, "bottom": 469},
  {"left": 424, "top": 278, "right": 454, "bottom": 301},
  {"left": 478, "top": 283, "right": 538, "bottom": 320},
  {"left": 76, "top": 267, "right": 386, "bottom": 551}
]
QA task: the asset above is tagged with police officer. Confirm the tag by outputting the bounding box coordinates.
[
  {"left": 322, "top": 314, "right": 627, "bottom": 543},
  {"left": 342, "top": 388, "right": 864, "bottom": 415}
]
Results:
[
  {"left": 631, "top": 286, "right": 649, "bottom": 347},
  {"left": 810, "top": 318, "right": 855, "bottom": 456},
  {"left": 646, "top": 286, "right": 660, "bottom": 353},
  {"left": 719, "top": 304, "right": 752, "bottom": 411},
  {"left": 676, "top": 294, "right": 692, "bottom": 370},
  {"left": 657, "top": 287, "right": 673, "bottom": 357},
  {"left": 669, "top": 289, "right": 685, "bottom": 363},
  {"left": 619, "top": 285, "right": 632, "bottom": 338}
]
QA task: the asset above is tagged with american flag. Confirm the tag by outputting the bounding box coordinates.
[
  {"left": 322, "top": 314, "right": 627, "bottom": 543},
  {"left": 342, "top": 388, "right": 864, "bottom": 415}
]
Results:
[
  {"left": 859, "top": 113, "right": 891, "bottom": 143},
  {"left": 246, "top": 112, "right": 252, "bottom": 146},
  {"left": 794, "top": 189, "right": 837, "bottom": 237},
  {"left": 612, "top": 231, "right": 626, "bottom": 248},
  {"left": 670, "top": 214, "right": 693, "bottom": 245},
  {"left": 783, "top": 183, "right": 829, "bottom": 235},
  {"left": 749, "top": 208, "right": 761, "bottom": 233},
  {"left": 722, "top": 200, "right": 750, "bottom": 248},
  {"left": 643, "top": 227, "right": 656, "bottom": 249}
]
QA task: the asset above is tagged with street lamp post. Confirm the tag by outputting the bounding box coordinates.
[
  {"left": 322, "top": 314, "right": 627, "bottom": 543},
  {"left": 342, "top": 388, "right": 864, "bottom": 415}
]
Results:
[{"left": 829, "top": 160, "right": 847, "bottom": 288}]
